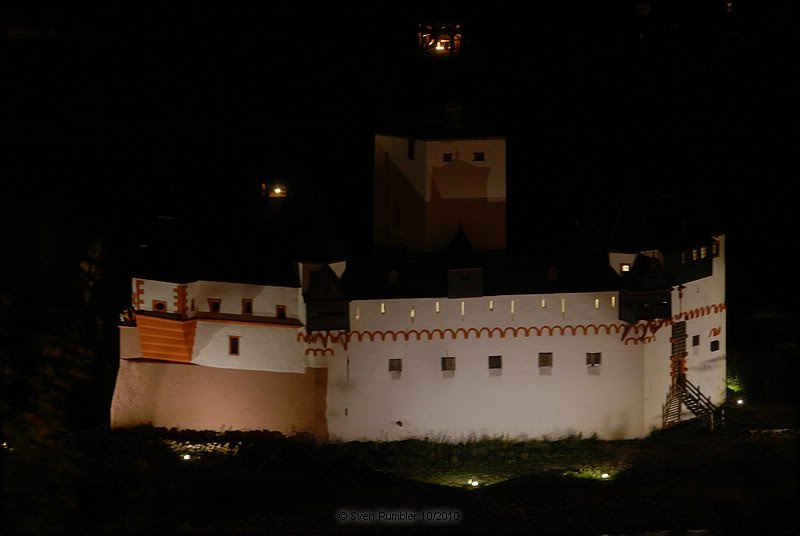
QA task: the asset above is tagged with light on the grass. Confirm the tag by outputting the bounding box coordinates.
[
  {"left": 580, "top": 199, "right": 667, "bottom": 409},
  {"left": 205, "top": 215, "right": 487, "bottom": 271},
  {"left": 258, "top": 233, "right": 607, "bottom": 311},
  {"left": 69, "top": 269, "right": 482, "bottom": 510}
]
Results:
[
  {"left": 182, "top": 454, "right": 190, "bottom": 460},
  {"left": 601, "top": 473, "right": 610, "bottom": 479},
  {"left": 737, "top": 399, "right": 744, "bottom": 405}
]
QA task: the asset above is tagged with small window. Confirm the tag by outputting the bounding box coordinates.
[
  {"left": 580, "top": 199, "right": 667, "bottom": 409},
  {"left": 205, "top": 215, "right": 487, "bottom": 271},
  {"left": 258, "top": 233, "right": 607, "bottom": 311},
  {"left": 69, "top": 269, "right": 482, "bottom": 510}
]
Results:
[
  {"left": 389, "top": 358, "right": 403, "bottom": 372},
  {"left": 692, "top": 249, "right": 698, "bottom": 261},
  {"left": 441, "top": 356, "right": 456, "bottom": 371},
  {"left": 712, "top": 242, "right": 719, "bottom": 257},
  {"left": 700, "top": 246, "right": 707, "bottom": 259},
  {"left": 488, "top": 355, "right": 502, "bottom": 370},
  {"left": 539, "top": 352, "right": 553, "bottom": 367},
  {"left": 681, "top": 252, "right": 687, "bottom": 264},
  {"left": 443, "top": 152, "right": 453, "bottom": 162},
  {"left": 190, "top": 298, "right": 195, "bottom": 311},
  {"left": 208, "top": 298, "right": 221, "bottom": 313},
  {"left": 586, "top": 352, "right": 602, "bottom": 367},
  {"left": 692, "top": 335, "right": 700, "bottom": 347},
  {"left": 620, "top": 263, "right": 631, "bottom": 273},
  {"left": 229, "top": 336, "right": 240, "bottom": 356},
  {"left": 276, "top": 305, "right": 287, "bottom": 319},
  {"left": 242, "top": 299, "right": 253, "bottom": 315},
  {"left": 473, "top": 152, "right": 485, "bottom": 162},
  {"left": 152, "top": 300, "right": 167, "bottom": 312},
  {"left": 710, "top": 340, "right": 720, "bottom": 352}
]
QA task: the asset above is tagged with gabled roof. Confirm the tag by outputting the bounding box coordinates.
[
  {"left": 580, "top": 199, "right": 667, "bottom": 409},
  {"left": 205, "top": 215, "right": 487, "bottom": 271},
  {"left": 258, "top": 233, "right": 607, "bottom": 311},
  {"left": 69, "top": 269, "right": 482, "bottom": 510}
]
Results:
[{"left": 303, "top": 264, "right": 349, "bottom": 301}]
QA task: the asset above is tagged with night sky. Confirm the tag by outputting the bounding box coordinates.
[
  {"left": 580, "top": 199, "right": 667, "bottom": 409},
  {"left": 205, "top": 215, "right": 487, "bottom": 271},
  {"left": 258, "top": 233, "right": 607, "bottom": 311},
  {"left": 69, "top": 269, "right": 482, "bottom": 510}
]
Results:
[{"left": 1, "top": 1, "right": 794, "bottom": 334}]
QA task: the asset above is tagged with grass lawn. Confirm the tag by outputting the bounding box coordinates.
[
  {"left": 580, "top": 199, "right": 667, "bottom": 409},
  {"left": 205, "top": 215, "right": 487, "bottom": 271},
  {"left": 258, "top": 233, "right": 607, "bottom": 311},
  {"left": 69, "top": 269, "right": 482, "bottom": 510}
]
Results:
[{"left": 2, "top": 402, "right": 796, "bottom": 535}]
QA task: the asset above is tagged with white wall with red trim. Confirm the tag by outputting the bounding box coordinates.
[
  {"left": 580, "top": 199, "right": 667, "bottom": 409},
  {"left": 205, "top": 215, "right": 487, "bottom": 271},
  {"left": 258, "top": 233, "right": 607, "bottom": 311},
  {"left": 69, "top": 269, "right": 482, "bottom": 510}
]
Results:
[
  {"left": 133, "top": 279, "right": 303, "bottom": 320},
  {"left": 349, "top": 291, "right": 621, "bottom": 334},
  {"left": 641, "top": 234, "right": 727, "bottom": 432},
  {"left": 323, "top": 326, "right": 646, "bottom": 441},
  {"left": 118, "top": 237, "right": 726, "bottom": 441},
  {"left": 134, "top": 279, "right": 177, "bottom": 312},
  {"left": 322, "top": 290, "right": 648, "bottom": 441},
  {"left": 186, "top": 281, "right": 301, "bottom": 319}
]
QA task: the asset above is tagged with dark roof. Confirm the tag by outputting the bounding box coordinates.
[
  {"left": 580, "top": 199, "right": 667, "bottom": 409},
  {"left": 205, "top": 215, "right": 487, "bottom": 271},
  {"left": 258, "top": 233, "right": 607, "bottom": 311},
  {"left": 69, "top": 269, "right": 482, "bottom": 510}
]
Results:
[
  {"left": 303, "top": 264, "right": 349, "bottom": 301},
  {"left": 129, "top": 213, "right": 301, "bottom": 287},
  {"left": 374, "top": 102, "right": 508, "bottom": 141},
  {"left": 619, "top": 253, "right": 670, "bottom": 292},
  {"left": 608, "top": 191, "right": 723, "bottom": 253},
  {"left": 341, "top": 248, "right": 621, "bottom": 300}
]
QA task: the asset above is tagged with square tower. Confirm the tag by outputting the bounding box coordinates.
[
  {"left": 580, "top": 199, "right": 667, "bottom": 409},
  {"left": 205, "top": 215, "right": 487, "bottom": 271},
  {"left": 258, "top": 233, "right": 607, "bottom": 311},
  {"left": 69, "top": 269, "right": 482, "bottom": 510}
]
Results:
[{"left": 373, "top": 133, "right": 507, "bottom": 252}]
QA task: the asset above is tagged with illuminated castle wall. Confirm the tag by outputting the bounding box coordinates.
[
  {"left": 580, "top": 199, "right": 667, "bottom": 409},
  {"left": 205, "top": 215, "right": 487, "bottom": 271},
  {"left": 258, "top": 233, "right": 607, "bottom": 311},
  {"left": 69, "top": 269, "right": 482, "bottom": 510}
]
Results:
[
  {"left": 110, "top": 126, "right": 725, "bottom": 441},
  {"left": 305, "top": 240, "right": 726, "bottom": 440},
  {"left": 111, "top": 242, "right": 726, "bottom": 441}
]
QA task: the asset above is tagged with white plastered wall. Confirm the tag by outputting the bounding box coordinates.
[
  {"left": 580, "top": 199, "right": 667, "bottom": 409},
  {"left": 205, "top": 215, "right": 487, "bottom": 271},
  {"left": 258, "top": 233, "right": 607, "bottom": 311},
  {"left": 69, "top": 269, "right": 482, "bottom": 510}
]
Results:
[
  {"left": 191, "top": 323, "right": 306, "bottom": 373},
  {"left": 328, "top": 291, "right": 647, "bottom": 441}
]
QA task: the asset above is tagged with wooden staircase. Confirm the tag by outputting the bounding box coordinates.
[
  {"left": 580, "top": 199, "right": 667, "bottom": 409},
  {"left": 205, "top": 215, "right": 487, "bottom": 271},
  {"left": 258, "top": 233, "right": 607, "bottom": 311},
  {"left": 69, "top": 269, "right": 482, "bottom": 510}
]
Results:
[
  {"left": 661, "top": 320, "right": 724, "bottom": 431},
  {"left": 663, "top": 377, "right": 724, "bottom": 430},
  {"left": 663, "top": 386, "right": 682, "bottom": 427}
]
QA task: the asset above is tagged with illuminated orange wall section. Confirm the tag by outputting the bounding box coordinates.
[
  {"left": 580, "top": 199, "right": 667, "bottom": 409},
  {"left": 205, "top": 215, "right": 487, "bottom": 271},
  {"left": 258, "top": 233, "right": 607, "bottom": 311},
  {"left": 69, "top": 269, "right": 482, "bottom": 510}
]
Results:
[{"left": 136, "top": 315, "right": 196, "bottom": 362}]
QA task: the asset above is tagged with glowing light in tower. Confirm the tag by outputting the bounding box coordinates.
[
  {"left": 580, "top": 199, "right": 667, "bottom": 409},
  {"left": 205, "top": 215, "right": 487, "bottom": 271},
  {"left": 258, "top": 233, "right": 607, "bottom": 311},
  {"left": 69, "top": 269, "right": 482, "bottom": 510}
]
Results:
[{"left": 268, "top": 184, "right": 287, "bottom": 199}]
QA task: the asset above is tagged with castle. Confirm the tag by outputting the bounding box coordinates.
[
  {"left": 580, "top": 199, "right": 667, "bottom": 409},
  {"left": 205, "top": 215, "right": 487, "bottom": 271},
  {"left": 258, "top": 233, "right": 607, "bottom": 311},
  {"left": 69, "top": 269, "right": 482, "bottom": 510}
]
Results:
[
  {"left": 110, "top": 16, "right": 726, "bottom": 441},
  {"left": 110, "top": 126, "right": 727, "bottom": 441}
]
